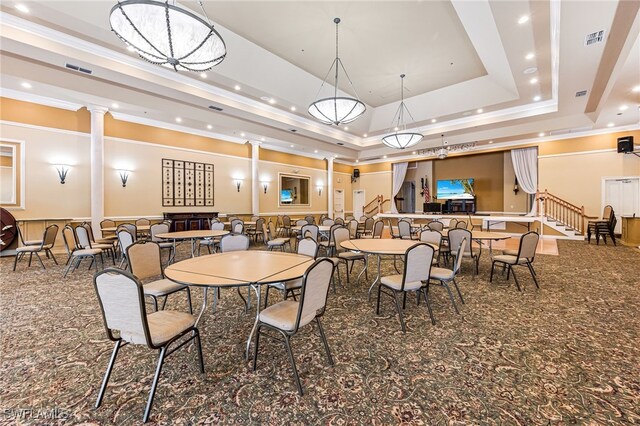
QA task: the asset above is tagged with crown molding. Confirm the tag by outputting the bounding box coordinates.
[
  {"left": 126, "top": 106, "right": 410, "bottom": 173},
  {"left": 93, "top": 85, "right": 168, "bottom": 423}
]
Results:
[{"left": 1, "top": 88, "right": 83, "bottom": 111}]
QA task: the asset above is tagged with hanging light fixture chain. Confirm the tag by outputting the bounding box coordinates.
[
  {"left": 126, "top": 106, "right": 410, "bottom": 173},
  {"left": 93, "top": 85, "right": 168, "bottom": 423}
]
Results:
[{"left": 199, "top": 1, "right": 212, "bottom": 25}]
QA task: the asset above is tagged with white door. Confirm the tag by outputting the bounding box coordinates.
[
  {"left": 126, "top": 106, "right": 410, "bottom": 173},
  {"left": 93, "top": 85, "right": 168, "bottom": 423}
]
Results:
[
  {"left": 334, "top": 189, "right": 345, "bottom": 219},
  {"left": 353, "top": 190, "right": 366, "bottom": 219},
  {"left": 603, "top": 177, "right": 640, "bottom": 233}
]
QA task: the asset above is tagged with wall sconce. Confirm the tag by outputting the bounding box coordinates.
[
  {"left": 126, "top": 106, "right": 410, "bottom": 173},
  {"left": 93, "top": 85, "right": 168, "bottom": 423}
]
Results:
[
  {"left": 118, "top": 170, "right": 131, "bottom": 187},
  {"left": 235, "top": 179, "right": 242, "bottom": 192},
  {"left": 262, "top": 182, "right": 269, "bottom": 193},
  {"left": 317, "top": 185, "right": 323, "bottom": 196},
  {"left": 54, "top": 165, "right": 70, "bottom": 184}
]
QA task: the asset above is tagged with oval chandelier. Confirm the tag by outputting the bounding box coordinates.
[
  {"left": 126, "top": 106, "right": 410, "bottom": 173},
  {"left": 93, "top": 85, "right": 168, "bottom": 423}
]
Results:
[
  {"left": 382, "top": 74, "right": 424, "bottom": 149},
  {"left": 308, "top": 18, "right": 366, "bottom": 126},
  {"left": 110, "top": 0, "right": 226, "bottom": 72}
]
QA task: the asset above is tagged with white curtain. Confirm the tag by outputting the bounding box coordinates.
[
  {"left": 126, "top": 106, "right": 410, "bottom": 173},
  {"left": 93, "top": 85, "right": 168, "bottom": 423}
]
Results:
[
  {"left": 391, "top": 162, "right": 408, "bottom": 214},
  {"left": 511, "top": 147, "right": 538, "bottom": 216}
]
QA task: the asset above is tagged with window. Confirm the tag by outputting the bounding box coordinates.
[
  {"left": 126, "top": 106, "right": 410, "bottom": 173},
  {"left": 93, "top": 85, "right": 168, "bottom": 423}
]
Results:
[{"left": 0, "top": 141, "right": 23, "bottom": 208}]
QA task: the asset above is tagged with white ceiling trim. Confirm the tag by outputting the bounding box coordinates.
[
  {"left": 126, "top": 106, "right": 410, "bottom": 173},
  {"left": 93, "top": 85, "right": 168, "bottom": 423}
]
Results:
[{"left": 1, "top": 88, "right": 83, "bottom": 111}]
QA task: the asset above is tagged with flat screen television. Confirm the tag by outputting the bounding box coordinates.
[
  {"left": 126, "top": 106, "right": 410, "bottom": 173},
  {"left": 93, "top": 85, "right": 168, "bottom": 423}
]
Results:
[
  {"left": 436, "top": 179, "right": 475, "bottom": 200},
  {"left": 280, "top": 189, "right": 293, "bottom": 204}
]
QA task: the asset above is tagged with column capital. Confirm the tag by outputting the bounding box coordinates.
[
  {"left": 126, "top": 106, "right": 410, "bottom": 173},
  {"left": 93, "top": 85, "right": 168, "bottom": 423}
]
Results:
[
  {"left": 249, "top": 140, "right": 262, "bottom": 147},
  {"left": 87, "top": 105, "right": 109, "bottom": 115},
  {"left": 326, "top": 156, "right": 335, "bottom": 164}
]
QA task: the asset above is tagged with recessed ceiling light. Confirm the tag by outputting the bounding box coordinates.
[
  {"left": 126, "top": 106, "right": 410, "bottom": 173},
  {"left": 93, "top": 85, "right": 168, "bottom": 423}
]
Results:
[
  {"left": 111, "top": 103, "right": 119, "bottom": 109},
  {"left": 412, "top": 151, "right": 416, "bottom": 155},
  {"left": 334, "top": 155, "right": 338, "bottom": 158},
  {"left": 200, "top": 73, "right": 207, "bottom": 79},
  {"left": 207, "top": 124, "right": 212, "bottom": 130},
  {"left": 234, "top": 85, "right": 241, "bottom": 90},
  {"left": 314, "top": 150, "right": 318, "bottom": 153},
  {"left": 538, "top": 132, "right": 545, "bottom": 137},
  {"left": 127, "top": 45, "right": 135, "bottom": 52},
  {"left": 530, "top": 78, "right": 538, "bottom": 84},
  {"left": 518, "top": 15, "right": 530, "bottom": 24},
  {"left": 607, "top": 122, "right": 614, "bottom": 127},
  {"left": 383, "top": 155, "right": 388, "bottom": 159},
  {"left": 290, "top": 144, "right": 294, "bottom": 148},
  {"left": 268, "top": 98, "right": 276, "bottom": 104},
  {"left": 394, "top": 127, "right": 399, "bottom": 131},
  {"left": 488, "top": 140, "right": 494, "bottom": 144},
  {"left": 619, "top": 105, "right": 628, "bottom": 111},
  {"left": 525, "top": 53, "right": 535, "bottom": 60},
  {"left": 524, "top": 67, "right": 538, "bottom": 74},
  {"left": 15, "top": 3, "right": 29, "bottom": 13},
  {"left": 175, "top": 117, "right": 182, "bottom": 123},
  {"left": 260, "top": 96, "right": 270, "bottom": 101},
  {"left": 533, "top": 95, "right": 541, "bottom": 101},
  {"left": 290, "top": 106, "right": 296, "bottom": 111},
  {"left": 355, "top": 160, "right": 359, "bottom": 163},
  {"left": 240, "top": 132, "right": 245, "bottom": 137},
  {"left": 260, "top": 137, "right": 265, "bottom": 141},
  {"left": 20, "top": 82, "right": 32, "bottom": 89},
  {"left": 477, "top": 108, "right": 483, "bottom": 113},
  {"left": 344, "top": 126, "right": 349, "bottom": 131},
  {"left": 363, "top": 133, "right": 368, "bottom": 137},
  {"left": 431, "top": 119, "right": 437, "bottom": 123},
  {"left": 632, "top": 85, "right": 640, "bottom": 93}
]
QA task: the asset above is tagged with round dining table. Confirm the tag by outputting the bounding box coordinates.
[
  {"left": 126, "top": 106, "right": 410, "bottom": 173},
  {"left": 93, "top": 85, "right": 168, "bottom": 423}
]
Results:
[
  {"left": 164, "top": 250, "right": 314, "bottom": 358},
  {"left": 156, "top": 229, "right": 229, "bottom": 262},
  {"left": 340, "top": 239, "right": 439, "bottom": 300},
  {"left": 441, "top": 229, "right": 510, "bottom": 253}
]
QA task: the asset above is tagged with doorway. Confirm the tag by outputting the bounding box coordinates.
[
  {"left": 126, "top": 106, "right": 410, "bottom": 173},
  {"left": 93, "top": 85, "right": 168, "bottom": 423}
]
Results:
[
  {"left": 353, "top": 190, "right": 366, "bottom": 219},
  {"left": 602, "top": 177, "right": 640, "bottom": 233},
  {"left": 398, "top": 181, "right": 415, "bottom": 213},
  {"left": 334, "top": 189, "right": 345, "bottom": 219}
]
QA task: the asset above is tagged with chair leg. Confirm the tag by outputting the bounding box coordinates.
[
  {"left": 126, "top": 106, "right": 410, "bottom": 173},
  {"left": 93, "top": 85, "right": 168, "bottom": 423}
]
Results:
[
  {"left": 376, "top": 284, "right": 383, "bottom": 315},
  {"left": 194, "top": 329, "right": 205, "bottom": 374},
  {"left": 160, "top": 295, "right": 168, "bottom": 310},
  {"left": 28, "top": 252, "right": 33, "bottom": 267},
  {"left": 489, "top": 261, "right": 496, "bottom": 283},
  {"left": 316, "top": 317, "right": 334, "bottom": 366},
  {"left": 143, "top": 346, "right": 167, "bottom": 423},
  {"left": 527, "top": 263, "right": 540, "bottom": 289},
  {"left": 264, "top": 286, "right": 271, "bottom": 309},
  {"left": 452, "top": 278, "right": 465, "bottom": 304},
  {"left": 252, "top": 324, "right": 262, "bottom": 371},
  {"left": 95, "top": 340, "right": 122, "bottom": 409},
  {"left": 392, "top": 290, "right": 406, "bottom": 333},
  {"left": 283, "top": 334, "right": 303, "bottom": 395},
  {"left": 422, "top": 285, "right": 436, "bottom": 325},
  {"left": 152, "top": 296, "right": 158, "bottom": 312},
  {"left": 185, "top": 287, "right": 193, "bottom": 314},
  {"left": 35, "top": 252, "right": 46, "bottom": 269},
  {"left": 12, "top": 252, "right": 20, "bottom": 271},
  {"left": 510, "top": 266, "right": 522, "bottom": 292},
  {"left": 48, "top": 250, "right": 58, "bottom": 265},
  {"left": 442, "top": 281, "right": 460, "bottom": 314}
]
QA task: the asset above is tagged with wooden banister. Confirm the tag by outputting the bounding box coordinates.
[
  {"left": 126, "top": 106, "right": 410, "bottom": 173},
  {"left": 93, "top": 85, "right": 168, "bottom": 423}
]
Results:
[{"left": 536, "top": 189, "right": 591, "bottom": 235}]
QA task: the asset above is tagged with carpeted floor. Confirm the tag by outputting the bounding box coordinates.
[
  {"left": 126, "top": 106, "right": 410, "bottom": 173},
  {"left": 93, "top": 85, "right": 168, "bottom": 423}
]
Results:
[{"left": 1, "top": 240, "right": 639, "bottom": 425}]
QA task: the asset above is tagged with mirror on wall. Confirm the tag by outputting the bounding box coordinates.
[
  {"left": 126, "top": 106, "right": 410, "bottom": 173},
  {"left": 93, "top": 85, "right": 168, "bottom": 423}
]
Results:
[
  {"left": 279, "top": 173, "right": 310, "bottom": 206},
  {"left": 0, "top": 142, "right": 20, "bottom": 206}
]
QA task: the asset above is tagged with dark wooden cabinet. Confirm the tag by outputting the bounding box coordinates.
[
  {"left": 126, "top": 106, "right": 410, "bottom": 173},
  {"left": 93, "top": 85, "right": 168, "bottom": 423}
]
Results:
[
  {"left": 163, "top": 212, "right": 218, "bottom": 232},
  {"left": 443, "top": 198, "right": 476, "bottom": 214}
]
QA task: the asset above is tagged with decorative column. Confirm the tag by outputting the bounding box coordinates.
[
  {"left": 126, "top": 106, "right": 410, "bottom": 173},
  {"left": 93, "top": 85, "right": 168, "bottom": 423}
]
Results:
[
  {"left": 88, "top": 106, "right": 108, "bottom": 238},
  {"left": 327, "top": 157, "right": 334, "bottom": 217},
  {"left": 250, "top": 141, "right": 260, "bottom": 216}
]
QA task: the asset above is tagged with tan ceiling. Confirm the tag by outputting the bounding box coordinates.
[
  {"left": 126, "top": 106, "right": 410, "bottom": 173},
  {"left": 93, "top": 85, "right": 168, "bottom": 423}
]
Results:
[{"left": 185, "top": 1, "right": 487, "bottom": 107}]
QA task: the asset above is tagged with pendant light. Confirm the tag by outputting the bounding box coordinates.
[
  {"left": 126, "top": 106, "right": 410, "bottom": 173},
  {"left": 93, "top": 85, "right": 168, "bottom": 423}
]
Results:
[
  {"left": 382, "top": 74, "right": 423, "bottom": 149},
  {"left": 308, "top": 18, "right": 366, "bottom": 126}
]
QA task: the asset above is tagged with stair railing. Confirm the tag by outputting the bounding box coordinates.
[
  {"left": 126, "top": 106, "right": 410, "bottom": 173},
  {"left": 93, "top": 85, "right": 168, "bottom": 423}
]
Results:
[{"left": 536, "top": 190, "right": 589, "bottom": 235}]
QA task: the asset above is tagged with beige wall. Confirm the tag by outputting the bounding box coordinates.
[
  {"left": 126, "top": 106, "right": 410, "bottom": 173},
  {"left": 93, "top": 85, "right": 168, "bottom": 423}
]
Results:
[
  {"left": 405, "top": 161, "right": 434, "bottom": 212},
  {"left": 353, "top": 171, "right": 392, "bottom": 212},
  {"left": 334, "top": 172, "right": 353, "bottom": 213},
  {"left": 257, "top": 161, "right": 327, "bottom": 214},
  {"left": 539, "top": 150, "right": 640, "bottom": 217}
]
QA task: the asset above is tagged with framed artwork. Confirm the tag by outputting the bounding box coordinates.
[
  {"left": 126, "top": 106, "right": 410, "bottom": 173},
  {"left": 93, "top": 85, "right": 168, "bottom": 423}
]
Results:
[{"left": 162, "top": 159, "right": 214, "bottom": 207}]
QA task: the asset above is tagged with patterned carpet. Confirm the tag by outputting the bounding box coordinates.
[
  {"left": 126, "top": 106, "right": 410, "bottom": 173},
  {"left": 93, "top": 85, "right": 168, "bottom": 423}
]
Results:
[{"left": 1, "top": 240, "right": 639, "bottom": 425}]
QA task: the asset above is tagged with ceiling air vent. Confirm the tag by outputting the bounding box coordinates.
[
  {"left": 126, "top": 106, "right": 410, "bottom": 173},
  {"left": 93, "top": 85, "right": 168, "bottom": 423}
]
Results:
[
  {"left": 208, "top": 105, "right": 223, "bottom": 112},
  {"left": 336, "top": 142, "right": 344, "bottom": 146},
  {"left": 289, "top": 129, "right": 297, "bottom": 133},
  {"left": 575, "top": 90, "right": 587, "bottom": 97},
  {"left": 584, "top": 30, "right": 605, "bottom": 46},
  {"left": 65, "top": 63, "right": 93, "bottom": 75}
]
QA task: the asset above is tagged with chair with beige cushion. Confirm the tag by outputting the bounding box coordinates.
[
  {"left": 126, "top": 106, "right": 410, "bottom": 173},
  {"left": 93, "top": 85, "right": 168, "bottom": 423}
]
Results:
[
  {"left": 263, "top": 221, "right": 291, "bottom": 251},
  {"left": 318, "top": 224, "right": 342, "bottom": 256},
  {"left": 347, "top": 219, "right": 359, "bottom": 239},
  {"left": 100, "top": 219, "right": 116, "bottom": 240},
  {"left": 127, "top": 240, "right": 193, "bottom": 313},
  {"left": 334, "top": 217, "right": 345, "bottom": 225},
  {"left": 197, "top": 221, "right": 225, "bottom": 255},
  {"left": 490, "top": 231, "right": 540, "bottom": 291},
  {"left": 247, "top": 217, "right": 265, "bottom": 244},
  {"left": 428, "top": 221, "right": 444, "bottom": 232},
  {"left": 252, "top": 258, "right": 335, "bottom": 395},
  {"left": 398, "top": 219, "right": 413, "bottom": 240},
  {"left": 13, "top": 224, "right": 58, "bottom": 271},
  {"left": 456, "top": 220, "right": 468, "bottom": 229},
  {"left": 230, "top": 219, "right": 244, "bottom": 235},
  {"left": 116, "top": 229, "right": 135, "bottom": 269},
  {"left": 448, "top": 218, "right": 459, "bottom": 229},
  {"left": 428, "top": 237, "right": 467, "bottom": 321},
  {"left": 332, "top": 227, "right": 368, "bottom": 285},
  {"left": 305, "top": 215, "right": 315, "bottom": 224},
  {"left": 322, "top": 218, "right": 335, "bottom": 226},
  {"left": 117, "top": 223, "right": 138, "bottom": 242},
  {"left": 360, "top": 217, "right": 375, "bottom": 237},
  {"left": 419, "top": 229, "right": 442, "bottom": 264},
  {"left": 62, "top": 225, "right": 103, "bottom": 277},
  {"left": 376, "top": 243, "right": 435, "bottom": 332},
  {"left": 362, "top": 220, "right": 384, "bottom": 239},
  {"left": 448, "top": 228, "right": 479, "bottom": 275},
  {"left": 93, "top": 268, "right": 203, "bottom": 423},
  {"left": 264, "top": 237, "right": 318, "bottom": 308},
  {"left": 16, "top": 223, "right": 43, "bottom": 247},
  {"left": 76, "top": 225, "right": 116, "bottom": 265},
  {"left": 150, "top": 223, "right": 174, "bottom": 263}
]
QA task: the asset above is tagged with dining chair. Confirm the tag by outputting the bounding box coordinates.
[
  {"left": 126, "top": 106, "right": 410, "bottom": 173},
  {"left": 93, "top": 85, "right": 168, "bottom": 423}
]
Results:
[
  {"left": 15, "top": 223, "right": 42, "bottom": 247},
  {"left": 490, "top": 231, "right": 540, "bottom": 291},
  {"left": 428, "top": 221, "right": 444, "bottom": 232},
  {"left": 99, "top": 219, "right": 117, "bottom": 240},
  {"left": 344, "top": 215, "right": 355, "bottom": 222},
  {"left": 377, "top": 243, "right": 435, "bottom": 332},
  {"left": 76, "top": 225, "right": 116, "bottom": 265},
  {"left": 456, "top": 220, "right": 468, "bottom": 229},
  {"left": 253, "top": 258, "right": 335, "bottom": 395},
  {"left": 448, "top": 218, "right": 459, "bottom": 229},
  {"left": 419, "top": 229, "right": 442, "bottom": 264},
  {"left": 13, "top": 224, "right": 58, "bottom": 271},
  {"left": 448, "top": 228, "right": 479, "bottom": 275},
  {"left": 247, "top": 217, "right": 266, "bottom": 244},
  {"left": 93, "top": 268, "right": 203, "bottom": 423},
  {"left": 318, "top": 224, "right": 343, "bottom": 256},
  {"left": 280, "top": 215, "right": 292, "bottom": 237},
  {"left": 264, "top": 237, "right": 319, "bottom": 308},
  {"left": 262, "top": 221, "right": 290, "bottom": 251},
  {"left": 295, "top": 219, "right": 307, "bottom": 227},
  {"left": 150, "top": 223, "right": 174, "bottom": 263},
  {"left": 135, "top": 218, "right": 151, "bottom": 238},
  {"left": 332, "top": 227, "right": 368, "bottom": 285},
  {"left": 62, "top": 225, "right": 103, "bottom": 277},
  {"left": 84, "top": 222, "right": 118, "bottom": 246},
  {"left": 322, "top": 218, "right": 335, "bottom": 226},
  {"left": 117, "top": 223, "right": 138, "bottom": 242},
  {"left": 334, "top": 217, "right": 345, "bottom": 225},
  {"left": 220, "top": 234, "right": 250, "bottom": 252},
  {"left": 117, "top": 229, "right": 135, "bottom": 269},
  {"left": 127, "top": 240, "right": 193, "bottom": 314},
  {"left": 348, "top": 219, "right": 359, "bottom": 239},
  {"left": 299, "top": 223, "right": 319, "bottom": 243},
  {"left": 305, "top": 215, "right": 315, "bottom": 224},
  {"left": 388, "top": 219, "right": 399, "bottom": 238},
  {"left": 361, "top": 217, "right": 374, "bottom": 237},
  {"left": 398, "top": 219, "right": 413, "bottom": 240},
  {"left": 198, "top": 221, "right": 225, "bottom": 255},
  {"left": 428, "top": 237, "right": 467, "bottom": 320},
  {"left": 361, "top": 220, "right": 384, "bottom": 239},
  {"left": 230, "top": 219, "right": 244, "bottom": 235}
]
